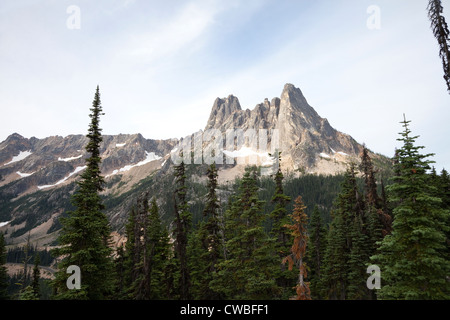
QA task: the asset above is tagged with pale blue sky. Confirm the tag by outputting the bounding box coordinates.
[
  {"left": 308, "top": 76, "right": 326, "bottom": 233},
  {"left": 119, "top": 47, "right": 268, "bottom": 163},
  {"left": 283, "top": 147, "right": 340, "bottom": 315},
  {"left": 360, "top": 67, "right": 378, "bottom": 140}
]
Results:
[{"left": 0, "top": 0, "right": 449, "bottom": 170}]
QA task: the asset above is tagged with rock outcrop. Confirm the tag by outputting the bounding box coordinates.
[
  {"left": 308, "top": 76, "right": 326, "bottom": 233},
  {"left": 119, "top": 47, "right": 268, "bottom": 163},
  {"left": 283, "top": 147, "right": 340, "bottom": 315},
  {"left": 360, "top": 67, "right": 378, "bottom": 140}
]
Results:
[{"left": 204, "top": 83, "right": 363, "bottom": 173}]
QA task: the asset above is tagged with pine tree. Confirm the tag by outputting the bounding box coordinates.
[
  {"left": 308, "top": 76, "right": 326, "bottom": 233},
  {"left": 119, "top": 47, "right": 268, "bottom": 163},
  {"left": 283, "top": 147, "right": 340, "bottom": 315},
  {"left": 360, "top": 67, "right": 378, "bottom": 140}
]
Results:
[
  {"left": 0, "top": 233, "right": 9, "bottom": 300},
  {"left": 282, "top": 196, "right": 311, "bottom": 300},
  {"left": 122, "top": 205, "right": 138, "bottom": 298},
  {"left": 31, "top": 254, "right": 40, "bottom": 299},
  {"left": 211, "top": 166, "right": 279, "bottom": 299},
  {"left": 144, "top": 197, "right": 170, "bottom": 299},
  {"left": 360, "top": 146, "right": 391, "bottom": 257},
  {"left": 347, "top": 211, "right": 371, "bottom": 300},
  {"left": 131, "top": 193, "right": 151, "bottom": 299},
  {"left": 269, "top": 152, "right": 295, "bottom": 298},
  {"left": 427, "top": 0, "right": 450, "bottom": 93},
  {"left": 173, "top": 160, "right": 192, "bottom": 300},
  {"left": 191, "top": 162, "right": 223, "bottom": 299},
  {"left": 113, "top": 245, "right": 126, "bottom": 299},
  {"left": 307, "top": 205, "right": 327, "bottom": 299},
  {"left": 52, "top": 86, "right": 114, "bottom": 300},
  {"left": 321, "top": 163, "right": 367, "bottom": 300},
  {"left": 438, "top": 169, "right": 450, "bottom": 255},
  {"left": 360, "top": 145, "right": 380, "bottom": 208},
  {"left": 373, "top": 115, "right": 450, "bottom": 299}
]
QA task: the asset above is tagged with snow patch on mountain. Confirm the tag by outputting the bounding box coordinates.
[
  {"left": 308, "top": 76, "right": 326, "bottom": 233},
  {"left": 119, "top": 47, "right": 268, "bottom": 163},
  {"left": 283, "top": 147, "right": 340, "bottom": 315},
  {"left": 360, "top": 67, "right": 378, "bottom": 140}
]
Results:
[
  {"left": 0, "top": 221, "right": 10, "bottom": 228},
  {"left": 4, "top": 150, "right": 32, "bottom": 166},
  {"left": 17, "top": 171, "right": 36, "bottom": 178},
  {"left": 223, "top": 147, "right": 275, "bottom": 166},
  {"left": 38, "top": 166, "right": 87, "bottom": 190},
  {"left": 58, "top": 155, "right": 82, "bottom": 162},
  {"left": 106, "top": 151, "right": 162, "bottom": 177}
]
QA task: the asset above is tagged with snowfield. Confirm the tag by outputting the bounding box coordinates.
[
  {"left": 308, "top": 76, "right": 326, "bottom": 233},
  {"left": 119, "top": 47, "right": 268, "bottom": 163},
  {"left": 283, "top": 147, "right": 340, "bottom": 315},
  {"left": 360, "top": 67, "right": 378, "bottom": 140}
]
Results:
[
  {"left": 16, "top": 171, "right": 35, "bottom": 178},
  {"left": 0, "top": 221, "right": 10, "bottom": 228},
  {"left": 319, "top": 152, "right": 331, "bottom": 159},
  {"left": 37, "top": 166, "right": 87, "bottom": 190},
  {"left": 223, "top": 147, "right": 275, "bottom": 166},
  {"left": 3, "top": 150, "right": 32, "bottom": 166},
  {"left": 106, "top": 151, "right": 162, "bottom": 177},
  {"left": 116, "top": 143, "right": 126, "bottom": 147},
  {"left": 58, "top": 154, "right": 82, "bottom": 162}
]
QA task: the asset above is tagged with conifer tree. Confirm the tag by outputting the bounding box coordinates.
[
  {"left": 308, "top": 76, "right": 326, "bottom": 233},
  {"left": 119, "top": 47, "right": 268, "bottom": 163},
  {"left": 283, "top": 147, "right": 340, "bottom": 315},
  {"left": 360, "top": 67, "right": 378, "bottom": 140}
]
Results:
[
  {"left": 53, "top": 86, "right": 114, "bottom": 300},
  {"left": 0, "top": 233, "right": 9, "bottom": 300},
  {"left": 269, "top": 152, "right": 295, "bottom": 298},
  {"left": 144, "top": 197, "right": 170, "bottom": 299},
  {"left": 173, "top": 160, "right": 192, "bottom": 300},
  {"left": 122, "top": 205, "right": 138, "bottom": 298},
  {"left": 321, "top": 163, "right": 367, "bottom": 300},
  {"left": 131, "top": 193, "right": 151, "bottom": 299},
  {"left": 307, "top": 205, "right": 327, "bottom": 299},
  {"left": 211, "top": 167, "right": 279, "bottom": 299},
  {"left": 438, "top": 169, "right": 450, "bottom": 254},
  {"left": 360, "top": 146, "right": 391, "bottom": 257},
  {"left": 282, "top": 196, "right": 311, "bottom": 300},
  {"left": 373, "top": 115, "right": 450, "bottom": 299},
  {"left": 191, "top": 162, "right": 223, "bottom": 299},
  {"left": 113, "top": 245, "right": 126, "bottom": 299},
  {"left": 31, "top": 254, "right": 40, "bottom": 299},
  {"left": 347, "top": 212, "right": 371, "bottom": 300},
  {"left": 427, "top": 0, "right": 450, "bottom": 93}
]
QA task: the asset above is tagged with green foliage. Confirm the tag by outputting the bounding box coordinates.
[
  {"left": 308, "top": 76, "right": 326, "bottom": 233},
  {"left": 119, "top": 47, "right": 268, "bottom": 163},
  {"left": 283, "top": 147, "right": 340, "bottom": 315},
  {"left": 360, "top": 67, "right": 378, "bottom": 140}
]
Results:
[
  {"left": 307, "top": 206, "right": 328, "bottom": 299},
  {"left": 321, "top": 163, "right": 372, "bottom": 300},
  {"left": 189, "top": 163, "right": 224, "bottom": 299},
  {"left": 210, "top": 166, "right": 280, "bottom": 299},
  {"left": 0, "top": 233, "right": 9, "bottom": 300},
  {"left": 173, "top": 160, "right": 193, "bottom": 300},
  {"left": 120, "top": 194, "right": 171, "bottom": 300},
  {"left": 52, "top": 86, "right": 115, "bottom": 300},
  {"left": 373, "top": 116, "right": 450, "bottom": 299}
]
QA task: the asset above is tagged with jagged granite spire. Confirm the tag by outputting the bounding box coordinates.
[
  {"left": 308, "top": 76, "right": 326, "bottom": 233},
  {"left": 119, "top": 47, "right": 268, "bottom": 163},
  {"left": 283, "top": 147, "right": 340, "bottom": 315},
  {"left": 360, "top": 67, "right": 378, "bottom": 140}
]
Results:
[
  {"left": 203, "top": 83, "right": 363, "bottom": 171},
  {"left": 205, "top": 95, "right": 242, "bottom": 130}
]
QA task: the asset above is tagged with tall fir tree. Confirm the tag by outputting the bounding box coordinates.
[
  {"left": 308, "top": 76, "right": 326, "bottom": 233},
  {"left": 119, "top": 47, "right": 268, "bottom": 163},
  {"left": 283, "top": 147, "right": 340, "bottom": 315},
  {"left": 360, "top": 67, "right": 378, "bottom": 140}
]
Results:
[
  {"left": 122, "top": 205, "right": 138, "bottom": 298},
  {"left": 0, "top": 233, "right": 9, "bottom": 300},
  {"left": 360, "top": 146, "right": 391, "bottom": 260},
  {"left": 52, "top": 86, "right": 114, "bottom": 299},
  {"left": 144, "top": 197, "right": 171, "bottom": 299},
  {"left": 211, "top": 166, "right": 279, "bottom": 299},
  {"left": 191, "top": 162, "right": 223, "bottom": 299},
  {"left": 438, "top": 169, "right": 450, "bottom": 255},
  {"left": 269, "top": 152, "right": 295, "bottom": 298},
  {"left": 173, "top": 160, "right": 192, "bottom": 300},
  {"left": 282, "top": 196, "right": 311, "bottom": 300},
  {"left": 131, "top": 193, "right": 151, "bottom": 299},
  {"left": 307, "top": 205, "right": 327, "bottom": 299},
  {"left": 427, "top": 0, "right": 450, "bottom": 93},
  {"left": 373, "top": 115, "right": 450, "bottom": 299},
  {"left": 321, "top": 163, "right": 368, "bottom": 300},
  {"left": 31, "top": 254, "right": 41, "bottom": 299}
]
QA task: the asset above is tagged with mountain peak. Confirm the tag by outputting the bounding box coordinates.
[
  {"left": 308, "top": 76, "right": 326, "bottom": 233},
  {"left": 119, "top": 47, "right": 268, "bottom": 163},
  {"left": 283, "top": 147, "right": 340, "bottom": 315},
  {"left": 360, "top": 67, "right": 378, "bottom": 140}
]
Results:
[
  {"left": 280, "top": 83, "right": 309, "bottom": 109},
  {"left": 205, "top": 95, "right": 242, "bottom": 130}
]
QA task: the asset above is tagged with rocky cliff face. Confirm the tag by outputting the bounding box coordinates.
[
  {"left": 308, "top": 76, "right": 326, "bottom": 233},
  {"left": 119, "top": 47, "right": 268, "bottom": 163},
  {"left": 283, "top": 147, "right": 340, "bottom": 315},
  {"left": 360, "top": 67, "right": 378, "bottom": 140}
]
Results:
[
  {"left": 204, "top": 83, "right": 363, "bottom": 174},
  {"left": 0, "top": 133, "right": 176, "bottom": 196}
]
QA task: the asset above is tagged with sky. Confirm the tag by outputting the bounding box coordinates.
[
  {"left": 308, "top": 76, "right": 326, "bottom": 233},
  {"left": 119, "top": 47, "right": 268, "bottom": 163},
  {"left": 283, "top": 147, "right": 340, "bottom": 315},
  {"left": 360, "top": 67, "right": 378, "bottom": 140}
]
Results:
[{"left": 0, "top": 0, "right": 449, "bottom": 170}]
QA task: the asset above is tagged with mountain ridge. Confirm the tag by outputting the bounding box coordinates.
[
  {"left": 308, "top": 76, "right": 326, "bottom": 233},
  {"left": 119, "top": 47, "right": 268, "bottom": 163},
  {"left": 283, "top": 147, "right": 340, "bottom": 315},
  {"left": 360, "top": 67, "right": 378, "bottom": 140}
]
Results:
[{"left": 0, "top": 83, "right": 391, "bottom": 247}]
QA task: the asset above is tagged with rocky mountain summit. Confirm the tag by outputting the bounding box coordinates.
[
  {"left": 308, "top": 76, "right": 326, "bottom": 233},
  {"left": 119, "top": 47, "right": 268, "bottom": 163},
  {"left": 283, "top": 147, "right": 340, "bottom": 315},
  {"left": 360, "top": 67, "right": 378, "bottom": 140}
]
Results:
[
  {"left": 203, "top": 83, "right": 367, "bottom": 175},
  {"left": 0, "top": 83, "right": 389, "bottom": 247},
  {"left": 0, "top": 133, "right": 176, "bottom": 196}
]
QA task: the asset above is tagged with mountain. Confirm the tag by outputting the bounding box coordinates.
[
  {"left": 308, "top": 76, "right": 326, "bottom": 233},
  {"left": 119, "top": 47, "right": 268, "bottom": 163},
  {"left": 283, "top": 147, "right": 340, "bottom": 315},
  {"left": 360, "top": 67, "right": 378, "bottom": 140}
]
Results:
[
  {"left": 203, "top": 83, "right": 378, "bottom": 177},
  {"left": 0, "top": 83, "right": 390, "bottom": 248}
]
